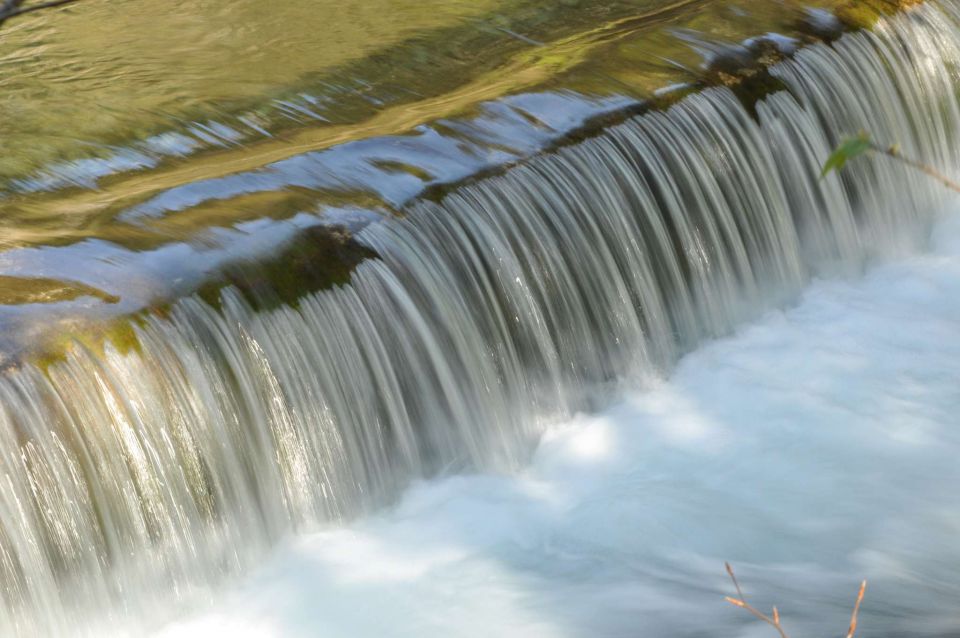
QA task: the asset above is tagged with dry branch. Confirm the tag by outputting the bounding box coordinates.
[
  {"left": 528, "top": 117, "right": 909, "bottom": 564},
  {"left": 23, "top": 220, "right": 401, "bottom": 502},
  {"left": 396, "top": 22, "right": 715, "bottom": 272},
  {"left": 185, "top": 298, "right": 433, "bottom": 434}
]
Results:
[
  {"left": 822, "top": 132, "right": 960, "bottom": 194},
  {"left": 872, "top": 142, "right": 960, "bottom": 194},
  {"left": 724, "top": 562, "right": 790, "bottom": 638},
  {"left": 724, "top": 562, "right": 868, "bottom": 638}
]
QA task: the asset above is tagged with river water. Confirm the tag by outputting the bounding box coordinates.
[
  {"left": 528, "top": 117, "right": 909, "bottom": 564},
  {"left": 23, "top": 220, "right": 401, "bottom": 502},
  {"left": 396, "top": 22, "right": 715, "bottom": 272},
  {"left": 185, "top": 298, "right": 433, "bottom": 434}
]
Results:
[
  {"left": 158, "top": 205, "right": 960, "bottom": 638},
  {"left": 1, "top": 0, "right": 959, "bottom": 635}
]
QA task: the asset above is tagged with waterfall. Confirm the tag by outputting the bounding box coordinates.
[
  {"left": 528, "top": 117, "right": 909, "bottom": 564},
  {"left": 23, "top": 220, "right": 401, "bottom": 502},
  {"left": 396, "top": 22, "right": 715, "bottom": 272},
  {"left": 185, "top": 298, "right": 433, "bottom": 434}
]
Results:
[{"left": 2, "top": 2, "right": 960, "bottom": 635}]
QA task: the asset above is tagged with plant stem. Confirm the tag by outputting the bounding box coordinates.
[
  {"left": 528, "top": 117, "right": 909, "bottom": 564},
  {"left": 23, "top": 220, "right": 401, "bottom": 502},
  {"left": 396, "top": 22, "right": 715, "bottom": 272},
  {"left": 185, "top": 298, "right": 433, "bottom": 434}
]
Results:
[{"left": 871, "top": 143, "right": 960, "bottom": 194}]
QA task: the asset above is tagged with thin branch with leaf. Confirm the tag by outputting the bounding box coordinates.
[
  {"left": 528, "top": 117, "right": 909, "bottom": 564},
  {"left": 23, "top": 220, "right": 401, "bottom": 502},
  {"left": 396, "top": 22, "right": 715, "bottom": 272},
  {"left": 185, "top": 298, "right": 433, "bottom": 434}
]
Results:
[
  {"left": 724, "top": 562, "right": 867, "bottom": 638},
  {"left": 822, "top": 131, "right": 960, "bottom": 194}
]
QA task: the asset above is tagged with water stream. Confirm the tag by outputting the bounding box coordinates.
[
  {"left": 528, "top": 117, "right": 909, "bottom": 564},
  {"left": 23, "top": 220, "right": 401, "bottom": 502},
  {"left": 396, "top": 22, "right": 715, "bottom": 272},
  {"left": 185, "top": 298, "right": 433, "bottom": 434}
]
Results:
[
  {"left": 159, "top": 203, "right": 960, "bottom": 638},
  {"left": 1, "top": 0, "right": 959, "bottom": 635}
]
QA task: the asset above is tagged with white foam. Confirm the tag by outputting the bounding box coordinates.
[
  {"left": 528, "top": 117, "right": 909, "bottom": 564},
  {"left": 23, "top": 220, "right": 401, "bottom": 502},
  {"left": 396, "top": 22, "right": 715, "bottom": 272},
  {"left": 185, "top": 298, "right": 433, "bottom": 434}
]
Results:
[{"left": 154, "top": 208, "right": 960, "bottom": 638}]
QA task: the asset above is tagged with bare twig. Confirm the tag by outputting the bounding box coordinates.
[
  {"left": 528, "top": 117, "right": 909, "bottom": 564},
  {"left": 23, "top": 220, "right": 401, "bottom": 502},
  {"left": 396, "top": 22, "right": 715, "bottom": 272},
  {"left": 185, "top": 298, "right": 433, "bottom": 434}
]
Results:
[
  {"left": 726, "top": 561, "right": 745, "bottom": 600},
  {"left": 724, "top": 562, "right": 868, "bottom": 638},
  {"left": 871, "top": 142, "right": 960, "bottom": 194},
  {"left": 823, "top": 132, "right": 960, "bottom": 195},
  {"left": 846, "top": 579, "right": 868, "bottom": 638},
  {"left": 724, "top": 562, "right": 790, "bottom": 638}
]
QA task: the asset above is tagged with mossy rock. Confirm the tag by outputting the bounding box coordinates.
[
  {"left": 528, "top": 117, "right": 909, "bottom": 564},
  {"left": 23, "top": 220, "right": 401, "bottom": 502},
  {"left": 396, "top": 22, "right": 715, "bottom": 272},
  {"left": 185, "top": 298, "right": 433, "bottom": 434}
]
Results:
[{"left": 835, "top": 0, "right": 922, "bottom": 30}]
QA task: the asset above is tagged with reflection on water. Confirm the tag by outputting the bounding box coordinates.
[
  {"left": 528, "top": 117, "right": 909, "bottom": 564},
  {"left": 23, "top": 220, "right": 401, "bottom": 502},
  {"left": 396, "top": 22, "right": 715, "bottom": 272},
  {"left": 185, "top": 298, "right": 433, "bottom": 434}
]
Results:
[
  {"left": 0, "top": 0, "right": 857, "bottom": 362},
  {"left": 0, "top": 0, "right": 706, "bottom": 187},
  {"left": 0, "top": 0, "right": 506, "bottom": 181}
]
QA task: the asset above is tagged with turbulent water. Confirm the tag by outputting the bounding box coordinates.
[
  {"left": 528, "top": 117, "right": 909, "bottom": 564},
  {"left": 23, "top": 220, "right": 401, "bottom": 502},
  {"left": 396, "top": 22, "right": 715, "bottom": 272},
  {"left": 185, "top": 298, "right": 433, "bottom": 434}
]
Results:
[
  {"left": 1, "top": 1, "right": 960, "bottom": 635},
  {"left": 157, "top": 206, "right": 960, "bottom": 638}
]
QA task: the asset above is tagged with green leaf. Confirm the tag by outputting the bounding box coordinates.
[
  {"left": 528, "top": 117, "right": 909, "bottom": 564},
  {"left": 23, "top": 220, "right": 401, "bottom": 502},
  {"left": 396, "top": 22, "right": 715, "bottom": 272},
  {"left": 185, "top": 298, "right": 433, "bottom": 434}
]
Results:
[{"left": 821, "top": 133, "right": 872, "bottom": 178}]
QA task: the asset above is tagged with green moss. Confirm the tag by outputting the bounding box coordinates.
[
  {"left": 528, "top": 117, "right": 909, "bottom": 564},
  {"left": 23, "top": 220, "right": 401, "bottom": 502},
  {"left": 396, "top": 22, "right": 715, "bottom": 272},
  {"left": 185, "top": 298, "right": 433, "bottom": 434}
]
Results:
[
  {"left": 30, "top": 315, "right": 144, "bottom": 373},
  {"left": 835, "top": 0, "right": 921, "bottom": 30},
  {"left": 0, "top": 276, "right": 120, "bottom": 306},
  {"left": 19, "top": 225, "right": 376, "bottom": 373},
  {"left": 731, "top": 72, "right": 791, "bottom": 119},
  {"left": 199, "top": 225, "right": 378, "bottom": 312}
]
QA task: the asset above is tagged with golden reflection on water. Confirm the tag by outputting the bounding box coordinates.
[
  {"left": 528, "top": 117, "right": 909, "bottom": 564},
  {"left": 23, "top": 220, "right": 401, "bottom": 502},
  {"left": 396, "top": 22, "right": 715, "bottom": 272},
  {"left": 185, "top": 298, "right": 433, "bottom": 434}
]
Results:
[
  {"left": 0, "top": 0, "right": 504, "bottom": 179},
  {"left": 4, "top": 0, "right": 710, "bottom": 245},
  {"left": 0, "top": 0, "right": 863, "bottom": 327}
]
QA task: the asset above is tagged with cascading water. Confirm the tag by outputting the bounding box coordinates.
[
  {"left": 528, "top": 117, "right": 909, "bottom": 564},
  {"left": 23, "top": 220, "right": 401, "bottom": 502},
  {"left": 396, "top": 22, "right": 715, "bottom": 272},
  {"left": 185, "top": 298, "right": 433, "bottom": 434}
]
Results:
[{"left": 1, "top": 2, "right": 959, "bottom": 635}]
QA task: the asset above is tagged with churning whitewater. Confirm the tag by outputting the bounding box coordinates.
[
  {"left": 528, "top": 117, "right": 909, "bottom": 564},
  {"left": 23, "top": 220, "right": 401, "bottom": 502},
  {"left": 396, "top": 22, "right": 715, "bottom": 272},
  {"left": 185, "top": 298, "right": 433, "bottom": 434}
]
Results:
[
  {"left": 1, "top": 2, "right": 960, "bottom": 635},
  {"left": 158, "top": 205, "right": 960, "bottom": 638}
]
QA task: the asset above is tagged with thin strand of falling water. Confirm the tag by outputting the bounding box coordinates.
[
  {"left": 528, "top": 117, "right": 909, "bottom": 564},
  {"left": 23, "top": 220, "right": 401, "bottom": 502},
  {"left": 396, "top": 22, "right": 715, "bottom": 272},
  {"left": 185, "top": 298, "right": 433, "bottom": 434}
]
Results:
[{"left": 1, "top": 1, "right": 960, "bottom": 634}]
